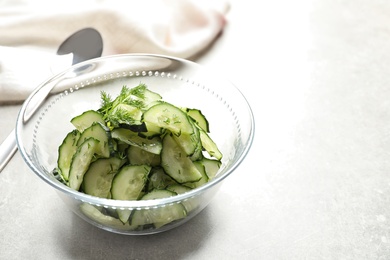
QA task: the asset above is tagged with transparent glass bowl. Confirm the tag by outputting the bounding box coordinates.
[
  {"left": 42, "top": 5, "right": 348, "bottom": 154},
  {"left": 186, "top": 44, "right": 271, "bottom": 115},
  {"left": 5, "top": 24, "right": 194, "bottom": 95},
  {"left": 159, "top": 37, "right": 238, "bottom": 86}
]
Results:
[{"left": 16, "top": 54, "right": 255, "bottom": 235}]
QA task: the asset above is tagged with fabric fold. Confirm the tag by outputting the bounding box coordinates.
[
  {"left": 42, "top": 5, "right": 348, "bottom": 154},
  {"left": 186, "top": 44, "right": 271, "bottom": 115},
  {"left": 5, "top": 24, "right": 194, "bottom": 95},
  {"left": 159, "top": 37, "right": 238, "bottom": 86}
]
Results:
[{"left": 0, "top": 0, "right": 229, "bottom": 102}]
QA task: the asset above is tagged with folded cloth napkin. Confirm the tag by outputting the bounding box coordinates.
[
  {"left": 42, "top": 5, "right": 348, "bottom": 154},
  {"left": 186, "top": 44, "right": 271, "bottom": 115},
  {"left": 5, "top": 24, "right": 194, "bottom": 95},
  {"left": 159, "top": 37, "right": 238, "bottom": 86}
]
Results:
[{"left": 0, "top": 0, "right": 229, "bottom": 103}]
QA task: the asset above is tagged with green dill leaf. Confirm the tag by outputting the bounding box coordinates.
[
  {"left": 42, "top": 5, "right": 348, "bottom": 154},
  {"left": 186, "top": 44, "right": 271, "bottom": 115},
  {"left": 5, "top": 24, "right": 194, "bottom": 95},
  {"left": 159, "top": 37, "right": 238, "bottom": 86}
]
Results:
[
  {"left": 100, "top": 91, "right": 112, "bottom": 112},
  {"left": 125, "top": 99, "right": 145, "bottom": 109},
  {"left": 98, "top": 84, "right": 149, "bottom": 128},
  {"left": 129, "top": 83, "right": 147, "bottom": 99}
]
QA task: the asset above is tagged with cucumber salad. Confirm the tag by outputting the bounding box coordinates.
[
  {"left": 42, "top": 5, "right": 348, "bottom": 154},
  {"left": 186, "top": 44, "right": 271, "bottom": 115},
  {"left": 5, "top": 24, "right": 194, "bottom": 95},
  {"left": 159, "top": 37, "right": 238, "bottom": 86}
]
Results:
[{"left": 54, "top": 84, "right": 222, "bottom": 229}]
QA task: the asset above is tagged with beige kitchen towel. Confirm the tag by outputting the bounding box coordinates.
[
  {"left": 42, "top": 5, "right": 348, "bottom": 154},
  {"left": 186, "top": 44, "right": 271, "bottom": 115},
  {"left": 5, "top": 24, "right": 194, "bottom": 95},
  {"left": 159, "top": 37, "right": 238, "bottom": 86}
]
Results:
[{"left": 0, "top": 0, "right": 229, "bottom": 102}]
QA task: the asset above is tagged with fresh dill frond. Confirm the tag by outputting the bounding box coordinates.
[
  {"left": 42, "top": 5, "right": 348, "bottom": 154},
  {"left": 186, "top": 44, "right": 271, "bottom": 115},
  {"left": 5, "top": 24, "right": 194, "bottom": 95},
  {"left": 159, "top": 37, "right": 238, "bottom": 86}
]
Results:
[
  {"left": 98, "top": 84, "right": 152, "bottom": 128},
  {"left": 119, "top": 85, "right": 131, "bottom": 99},
  {"left": 125, "top": 99, "right": 145, "bottom": 109},
  {"left": 105, "top": 107, "right": 137, "bottom": 128},
  {"left": 129, "top": 83, "right": 147, "bottom": 99},
  {"left": 100, "top": 91, "right": 113, "bottom": 113}
]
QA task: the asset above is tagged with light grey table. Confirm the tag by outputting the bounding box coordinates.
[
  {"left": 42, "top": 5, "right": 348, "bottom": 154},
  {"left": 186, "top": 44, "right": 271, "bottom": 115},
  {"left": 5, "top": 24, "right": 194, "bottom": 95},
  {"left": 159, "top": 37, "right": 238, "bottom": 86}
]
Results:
[{"left": 1, "top": 1, "right": 390, "bottom": 259}]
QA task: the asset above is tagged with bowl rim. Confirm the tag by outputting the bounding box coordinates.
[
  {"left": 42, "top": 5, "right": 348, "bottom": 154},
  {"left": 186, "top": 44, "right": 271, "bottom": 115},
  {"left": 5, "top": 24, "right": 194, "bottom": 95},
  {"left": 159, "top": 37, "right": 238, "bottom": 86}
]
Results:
[{"left": 16, "top": 53, "right": 255, "bottom": 209}]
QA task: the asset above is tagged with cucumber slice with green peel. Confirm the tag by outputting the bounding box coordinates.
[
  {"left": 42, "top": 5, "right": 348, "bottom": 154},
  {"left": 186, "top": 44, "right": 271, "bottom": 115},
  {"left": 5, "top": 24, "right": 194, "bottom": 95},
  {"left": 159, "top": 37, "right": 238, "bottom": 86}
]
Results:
[
  {"left": 57, "top": 129, "right": 81, "bottom": 181},
  {"left": 142, "top": 102, "right": 194, "bottom": 136},
  {"left": 130, "top": 189, "right": 187, "bottom": 227},
  {"left": 111, "top": 164, "right": 151, "bottom": 223},
  {"left": 127, "top": 145, "right": 161, "bottom": 167},
  {"left": 147, "top": 167, "right": 177, "bottom": 191},
  {"left": 138, "top": 121, "right": 163, "bottom": 139},
  {"left": 186, "top": 108, "right": 210, "bottom": 133},
  {"left": 111, "top": 165, "right": 151, "bottom": 201},
  {"left": 183, "top": 161, "right": 209, "bottom": 189},
  {"left": 172, "top": 120, "right": 201, "bottom": 158},
  {"left": 166, "top": 184, "right": 199, "bottom": 213},
  {"left": 172, "top": 133, "right": 197, "bottom": 156},
  {"left": 166, "top": 184, "right": 192, "bottom": 194},
  {"left": 71, "top": 110, "right": 105, "bottom": 132},
  {"left": 199, "top": 127, "right": 223, "bottom": 160},
  {"left": 77, "top": 122, "right": 111, "bottom": 158},
  {"left": 161, "top": 134, "right": 202, "bottom": 183},
  {"left": 140, "top": 189, "right": 177, "bottom": 200},
  {"left": 111, "top": 128, "right": 162, "bottom": 155},
  {"left": 82, "top": 157, "right": 124, "bottom": 198},
  {"left": 201, "top": 157, "right": 222, "bottom": 180},
  {"left": 142, "top": 88, "right": 162, "bottom": 104},
  {"left": 80, "top": 203, "right": 138, "bottom": 230},
  {"left": 116, "top": 208, "right": 132, "bottom": 224},
  {"left": 131, "top": 88, "right": 162, "bottom": 107},
  {"left": 68, "top": 138, "right": 100, "bottom": 191},
  {"left": 191, "top": 124, "right": 203, "bottom": 161}
]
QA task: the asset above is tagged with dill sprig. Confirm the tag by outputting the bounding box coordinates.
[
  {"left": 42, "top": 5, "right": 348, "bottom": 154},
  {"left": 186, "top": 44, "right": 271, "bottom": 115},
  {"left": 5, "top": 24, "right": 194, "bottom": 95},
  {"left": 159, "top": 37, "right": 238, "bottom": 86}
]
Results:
[
  {"left": 105, "top": 107, "right": 138, "bottom": 127},
  {"left": 99, "top": 91, "right": 113, "bottom": 115},
  {"left": 98, "top": 84, "right": 150, "bottom": 129}
]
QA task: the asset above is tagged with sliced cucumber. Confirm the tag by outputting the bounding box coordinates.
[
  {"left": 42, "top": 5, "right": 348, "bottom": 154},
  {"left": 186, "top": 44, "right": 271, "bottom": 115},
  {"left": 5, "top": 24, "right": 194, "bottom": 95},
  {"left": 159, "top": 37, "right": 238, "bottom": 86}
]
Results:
[
  {"left": 127, "top": 145, "right": 161, "bottom": 167},
  {"left": 68, "top": 138, "right": 100, "bottom": 191},
  {"left": 57, "top": 129, "right": 81, "bottom": 181},
  {"left": 111, "top": 128, "right": 162, "bottom": 155},
  {"left": 199, "top": 127, "right": 223, "bottom": 160},
  {"left": 161, "top": 134, "right": 202, "bottom": 183},
  {"left": 147, "top": 167, "right": 177, "bottom": 191},
  {"left": 142, "top": 102, "right": 194, "bottom": 136},
  {"left": 77, "top": 122, "right": 111, "bottom": 158},
  {"left": 201, "top": 157, "right": 221, "bottom": 180},
  {"left": 116, "top": 208, "right": 132, "bottom": 224},
  {"left": 166, "top": 184, "right": 198, "bottom": 213},
  {"left": 186, "top": 108, "right": 210, "bottom": 133},
  {"left": 183, "top": 161, "right": 209, "bottom": 189},
  {"left": 82, "top": 157, "right": 124, "bottom": 198},
  {"left": 71, "top": 110, "right": 105, "bottom": 132},
  {"left": 166, "top": 184, "right": 192, "bottom": 194},
  {"left": 190, "top": 121, "right": 204, "bottom": 161},
  {"left": 130, "top": 189, "right": 187, "bottom": 227},
  {"left": 80, "top": 203, "right": 137, "bottom": 230},
  {"left": 172, "top": 119, "right": 201, "bottom": 158},
  {"left": 111, "top": 165, "right": 151, "bottom": 200},
  {"left": 138, "top": 121, "right": 163, "bottom": 139},
  {"left": 133, "top": 88, "right": 162, "bottom": 107},
  {"left": 56, "top": 84, "right": 224, "bottom": 225},
  {"left": 111, "top": 165, "right": 151, "bottom": 223}
]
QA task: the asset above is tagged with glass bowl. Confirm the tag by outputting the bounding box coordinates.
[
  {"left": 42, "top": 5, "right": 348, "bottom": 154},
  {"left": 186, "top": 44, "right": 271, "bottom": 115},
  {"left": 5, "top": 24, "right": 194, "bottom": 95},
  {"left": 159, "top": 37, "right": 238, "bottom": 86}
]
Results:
[{"left": 16, "top": 54, "right": 254, "bottom": 235}]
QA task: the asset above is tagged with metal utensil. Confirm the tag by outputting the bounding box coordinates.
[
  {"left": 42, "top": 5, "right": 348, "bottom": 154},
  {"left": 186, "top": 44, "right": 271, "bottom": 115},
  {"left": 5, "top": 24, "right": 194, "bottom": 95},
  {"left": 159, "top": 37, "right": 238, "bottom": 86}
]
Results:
[{"left": 0, "top": 28, "right": 103, "bottom": 172}]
